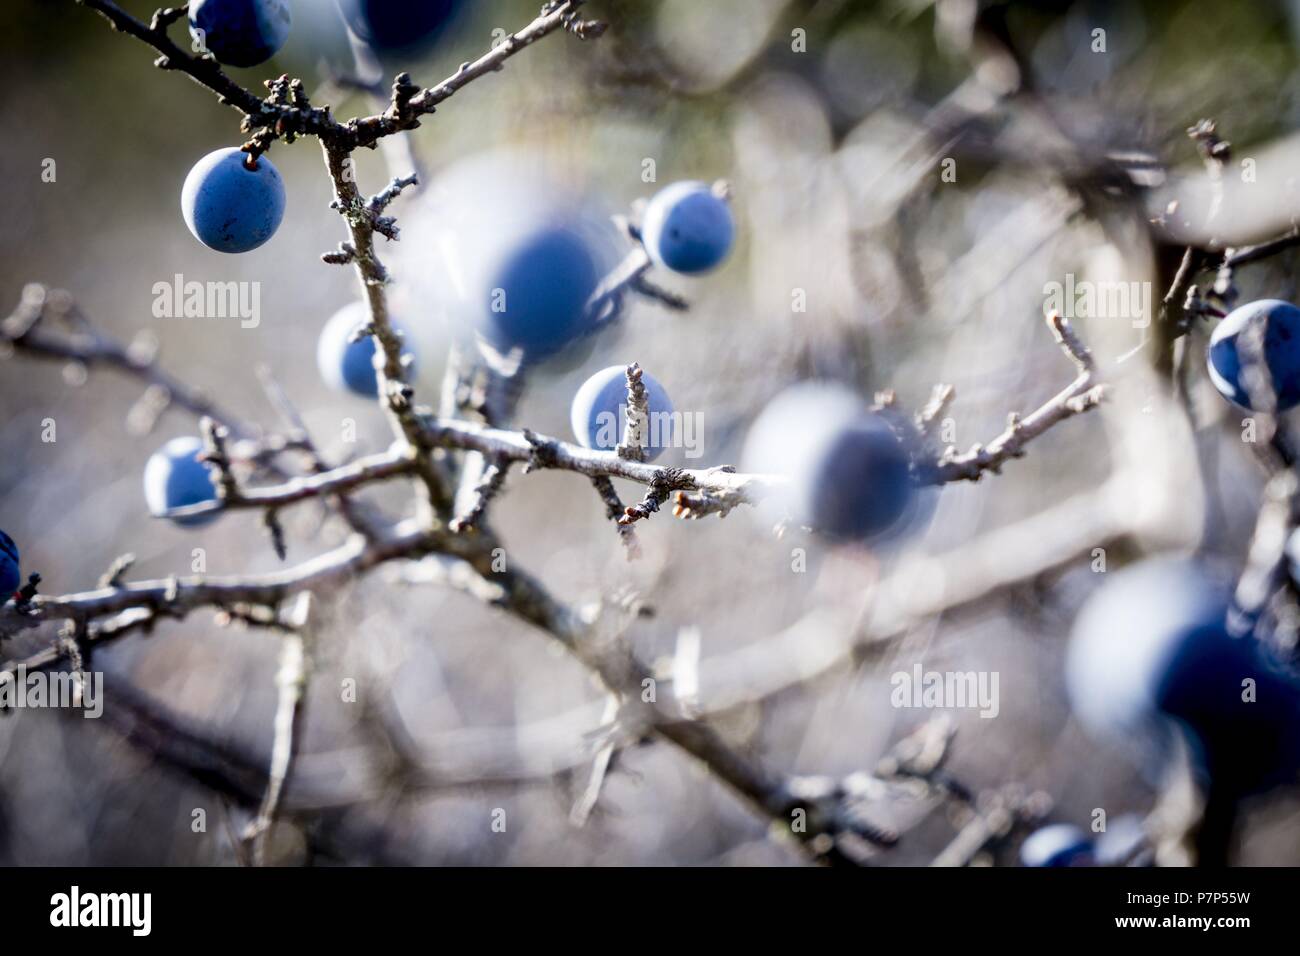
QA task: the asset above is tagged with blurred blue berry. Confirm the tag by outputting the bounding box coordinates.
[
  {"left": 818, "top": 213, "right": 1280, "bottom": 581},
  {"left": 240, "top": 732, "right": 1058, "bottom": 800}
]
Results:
[
  {"left": 742, "top": 383, "right": 917, "bottom": 542},
  {"left": 337, "top": 0, "right": 463, "bottom": 53},
  {"left": 317, "top": 301, "right": 418, "bottom": 398},
  {"left": 189, "top": 0, "right": 291, "bottom": 68},
  {"left": 1020, "top": 824, "right": 1094, "bottom": 867},
  {"left": 143, "top": 437, "right": 220, "bottom": 527},
  {"left": 1067, "top": 557, "right": 1300, "bottom": 795},
  {"left": 476, "top": 223, "right": 601, "bottom": 360}
]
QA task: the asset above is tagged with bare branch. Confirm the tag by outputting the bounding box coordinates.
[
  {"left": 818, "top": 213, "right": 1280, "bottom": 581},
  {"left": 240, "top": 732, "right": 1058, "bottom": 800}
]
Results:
[
  {"left": 928, "top": 313, "right": 1106, "bottom": 484},
  {"left": 243, "top": 593, "right": 312, "bottom": 865}
]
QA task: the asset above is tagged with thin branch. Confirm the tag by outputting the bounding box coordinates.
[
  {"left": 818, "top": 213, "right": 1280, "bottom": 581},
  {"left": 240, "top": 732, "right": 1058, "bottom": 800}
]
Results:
[
  {"left": 615, "top": 363, "right": 649, "bottom": 462},
  {"left": 589, "top": 476, "right": 641, "bottom": 557},
  {"left": 162, "top": 448, "right": 414, "bottom": 521},
  {"left": 2, "top": 284, "right": 250, "bottom": 439},
  {"left": 928, "top": 313, "right": 1106, "bottom": 483},
  {"left": 243, "top": 594, "right": 312, "bottom": 866},
  {"left": 337, "top": 2, "right": 606, "bottom": 153}
]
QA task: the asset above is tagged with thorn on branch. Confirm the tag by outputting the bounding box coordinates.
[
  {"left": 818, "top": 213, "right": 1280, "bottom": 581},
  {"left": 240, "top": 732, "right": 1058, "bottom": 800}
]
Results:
[
  {"left": 368, "top": 173, "right": 420, "bottom": 215},
  {"left": 556, "top": 2, "right": 607, "bottom": 39},
  {"left": 672, "top": 487, "right": 741, "bottom": 521},
  {"left": 199, "top": 416, "right": 240, "bottom": 503},
  {"left": 619, "top": 468, "right": 692, "bottom": 526},
  {"left": 12, "top": 573, "right": 42, "bottom": 615},
  {"left": 149, "top": 6, "right": 188, "bottom": 32},
  {"left": 590, "top": 475, "right": 641, "bottom": 558},
  {"left": 387, "top": 72, "right": 421, "bottom": 122},
  {"left": 916, "top": 384, "right": 955, "bottom": 437},
  {"left": 1046, "top": 311, "right": 1095, "bottom": 374},
  {"left": 98, "top": 553, "right": 137, "bottom": 590},
  {"left": 450, "top": 456, "right": 510, "bottom": 533},
  {"left": 264, "top": 508, "right": 287, "bottom": 561},
  {"left": 521, "top": 429, "right": 560, "bottom": 473},
  {"left": 628, "top": 274, "right": 689, "bottom": 311},
  {"left": 321, "top": 242, "right": 357, "bottom": 265}
]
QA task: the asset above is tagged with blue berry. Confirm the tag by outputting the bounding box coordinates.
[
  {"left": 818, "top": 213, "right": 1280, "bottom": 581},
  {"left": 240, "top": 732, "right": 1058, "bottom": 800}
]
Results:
[
  {"left": 641, "top": 181, "right": 734, "bottom": 275},
  {"left": 405, "top": 153, "right": 610, "bottom": 363},
  {"left": 1020, "top": 824, "right": 1094, "bottom": 867},
  {"left": 1206, "top": 299, "right": 1300, "bottom": 411},
  {"left": 476, "top": 224, "right": 601, "bottom": 359},
  {"left": 742, "top": 384, "right": 916, "bottom": 542},
  {"left": 189, "top": 0, "right": 291, "bottom": 68},
  {"left": 143, "top": 436, "right": 220, "bottom": 527},
  {"left": 317, "top": 301, "right": 418, "bottom": 398},
  {"left": 1067, "top": 558, "right": 1300, "bottom": 795},
  {"left": 181, "top": 148, "right": 285, "bottom": 253},
  {"left": 338, "top": 0, "right": 463, "bottom": 52},
  {"left": 570, "top": 365, "right": 674, "bottom": 461},
  {"left": 0, "top": 530, "right": 20, "bottom": 601}
]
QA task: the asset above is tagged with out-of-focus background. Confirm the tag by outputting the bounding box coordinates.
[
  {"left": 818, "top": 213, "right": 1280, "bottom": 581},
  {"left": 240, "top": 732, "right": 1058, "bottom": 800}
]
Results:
[{"left": 2, "top": 0, "right": 1300, "bottom": 865}]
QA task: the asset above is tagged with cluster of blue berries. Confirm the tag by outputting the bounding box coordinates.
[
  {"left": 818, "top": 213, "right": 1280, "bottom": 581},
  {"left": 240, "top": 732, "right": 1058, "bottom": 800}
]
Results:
[
  {"left": 150, "top": 173, "right": 737, "bottom": 520},
  {"left": 158, "top": 6, "right": 914, "bottom": 549},
  {"left": 179, "top": 1, "right": 468, "bottom": 254},
  {"left": 1037, "top": 296, "right": 1300, "bottom": 836},
  {"left": 187, "top": 0, "right": 465, "bottom": 68}
]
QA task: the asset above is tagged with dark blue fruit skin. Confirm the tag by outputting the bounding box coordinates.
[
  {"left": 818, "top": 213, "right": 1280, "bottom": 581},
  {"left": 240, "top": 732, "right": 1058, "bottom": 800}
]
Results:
[
  {"left": 809, "top": 416, "right": 915, "bottom": 541},
  {"left": 641, "top": 181, "right": 735, "bottom": 275},
  {"left": 338, "top": 0, "right": 463, "bottom": 52},
  {"left": 1157, "top": 620, "right": 1300, "bottom": 793},
  {"left": 570, "top": 365, "right": 674, "bottom": 460},
  {"left": 477, "top": 225, "right": 600, "bottom": 360},
  {"left": 0, "top": 530, "right": 20, "bottom": 599},
  {"left": 317, "top": 302, "right": 418, "bottom": 398},
  {"left": 1206, "top": 299, "right": 1300, "bottom": 411},
  {"left": 189, "top": 0, "right": 291, "bottom": 68},
  {"left": 143, "top": 437, "right": 220, "bottom": 528},
  {"left": 181, "top": 148, "right": 285, "bottom": 254},
  {"left": 1020, "top": 824, "right": 1094, "bottom": 867},
  {"left": 741, "top": 384, "right": 921, "bottom": 544},
  {"left": 1068, "top": 558, "right": 1300, "bottom": 797}
]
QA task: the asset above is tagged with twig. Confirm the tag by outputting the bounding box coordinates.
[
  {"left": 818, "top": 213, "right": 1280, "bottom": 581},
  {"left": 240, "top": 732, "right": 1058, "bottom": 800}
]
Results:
[
  {"left": 243, "top": 593, "right": 312, "bottom": 866},
  {"left": 615, "top": 363, "right": 649, "bottom": 462},
  {"left": 589, "top": 476, "right": 641, "bottom": 557},
  {"left": 928, "top": 313, "right": 1106, "bottom": 483}
]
